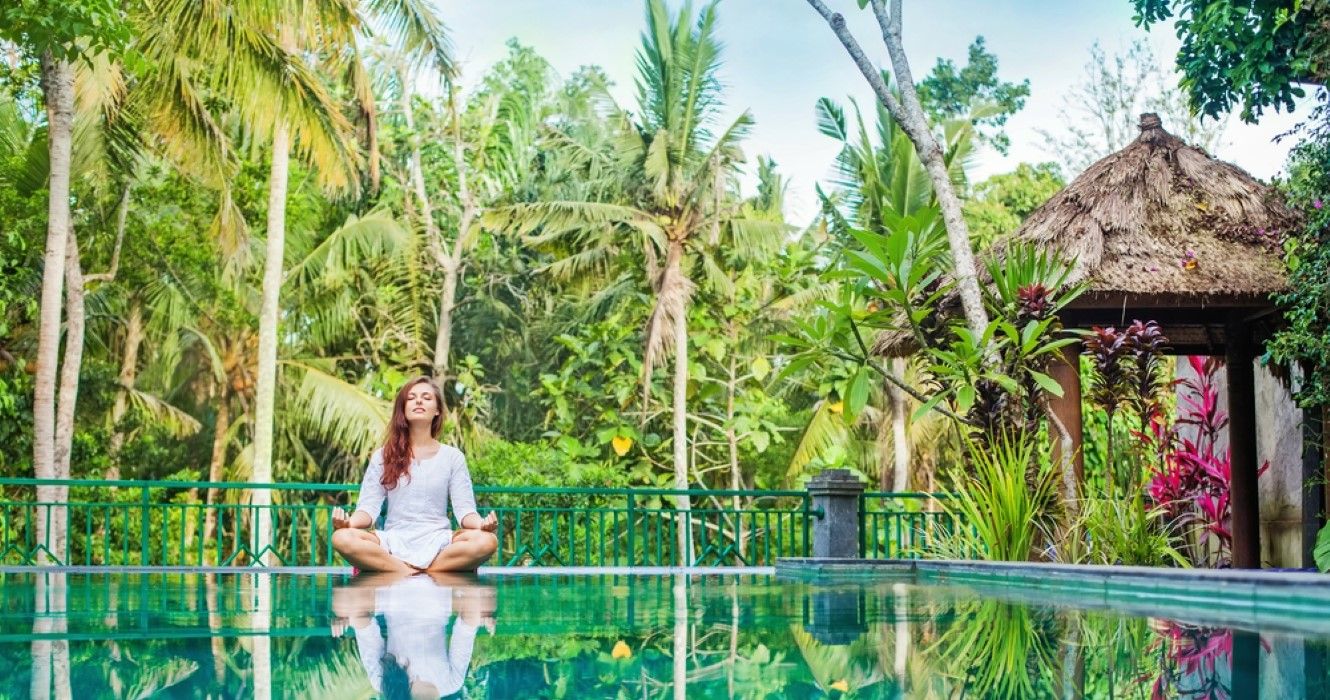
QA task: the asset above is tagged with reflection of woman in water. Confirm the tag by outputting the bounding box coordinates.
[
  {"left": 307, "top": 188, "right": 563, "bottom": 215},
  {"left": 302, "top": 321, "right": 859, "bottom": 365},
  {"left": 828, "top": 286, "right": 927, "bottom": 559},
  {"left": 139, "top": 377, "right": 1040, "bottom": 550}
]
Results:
[
  {"left": 332, "top": 572, "right": 497, "bottom": 700},
  {"left": 332, "top": 376, "right": 498, "bottom": 573}
]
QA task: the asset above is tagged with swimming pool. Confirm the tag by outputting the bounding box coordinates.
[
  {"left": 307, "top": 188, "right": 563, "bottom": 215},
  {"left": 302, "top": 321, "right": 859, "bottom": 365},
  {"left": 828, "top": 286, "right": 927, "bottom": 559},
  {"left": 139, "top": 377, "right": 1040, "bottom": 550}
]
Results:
[{"left": 9, "top": 568, "right": 1330, "bottom": 698}]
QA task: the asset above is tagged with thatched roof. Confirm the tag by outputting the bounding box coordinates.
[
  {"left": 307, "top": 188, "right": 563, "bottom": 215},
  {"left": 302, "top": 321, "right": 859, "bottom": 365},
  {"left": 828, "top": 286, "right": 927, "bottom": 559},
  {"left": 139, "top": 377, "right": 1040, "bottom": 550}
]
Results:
[{"left": 874, "top": 113, "right": 1300, "bottom": 356}]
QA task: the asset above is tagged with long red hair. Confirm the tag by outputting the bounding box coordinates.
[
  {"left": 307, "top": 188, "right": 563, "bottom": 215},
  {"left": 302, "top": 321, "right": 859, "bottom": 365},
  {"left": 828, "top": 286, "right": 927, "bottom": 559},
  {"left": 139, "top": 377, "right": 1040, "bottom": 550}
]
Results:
[{"left": 380, "top": 376, "right": 444, "bottom": 490}]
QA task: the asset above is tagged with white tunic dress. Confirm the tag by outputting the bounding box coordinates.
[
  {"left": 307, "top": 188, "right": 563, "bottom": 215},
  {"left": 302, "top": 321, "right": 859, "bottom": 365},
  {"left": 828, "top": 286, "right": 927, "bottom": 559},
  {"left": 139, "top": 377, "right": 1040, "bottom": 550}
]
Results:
[{"left": 353, "top": 446, "right": 479, "bottom": 569}]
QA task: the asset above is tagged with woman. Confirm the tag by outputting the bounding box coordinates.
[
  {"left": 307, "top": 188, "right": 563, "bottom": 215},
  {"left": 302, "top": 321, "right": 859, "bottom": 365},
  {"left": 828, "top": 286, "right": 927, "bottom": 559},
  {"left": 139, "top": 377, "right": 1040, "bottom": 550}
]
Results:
[
  {"left": 332, "top": 376, "right": 498, "bottom": 573},
  {"left": 331, "top": 571, "right": 496, "bottom": 700}
]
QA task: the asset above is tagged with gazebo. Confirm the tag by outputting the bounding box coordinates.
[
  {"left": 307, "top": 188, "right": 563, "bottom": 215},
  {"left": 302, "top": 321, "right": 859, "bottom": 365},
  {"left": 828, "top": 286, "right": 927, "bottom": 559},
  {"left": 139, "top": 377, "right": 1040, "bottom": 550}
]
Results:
[{"left": 890, "top": 113, "right": 1321, "bottom": 569}]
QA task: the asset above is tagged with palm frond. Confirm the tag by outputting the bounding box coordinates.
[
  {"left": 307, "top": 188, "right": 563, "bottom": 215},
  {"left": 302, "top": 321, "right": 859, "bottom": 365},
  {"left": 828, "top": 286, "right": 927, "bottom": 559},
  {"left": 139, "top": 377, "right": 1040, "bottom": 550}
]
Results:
[
  {"left": 365, "top": 0, "right": 455, "bottom": 76},
  {"left": 787, "top": 400, "right": 850, "bottom": 480},
  {"left": 284, "top": 359, "right": 390, "bottom": 455},
  {"left": 484, "top": 200, "right": 660, "bottom": 243},
  {"left": 286, "top": 208, "right": 409, "bottom": 287},
  {"left": 125, "top": 387, "right": 203, "bottom": 438}
]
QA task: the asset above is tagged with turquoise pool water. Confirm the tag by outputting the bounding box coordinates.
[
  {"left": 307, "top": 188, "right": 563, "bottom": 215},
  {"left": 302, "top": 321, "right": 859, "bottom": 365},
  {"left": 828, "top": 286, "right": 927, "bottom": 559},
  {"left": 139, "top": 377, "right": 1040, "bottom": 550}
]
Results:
[{"left": 7, "top": 570, "right": 1330, "bottom": 698}]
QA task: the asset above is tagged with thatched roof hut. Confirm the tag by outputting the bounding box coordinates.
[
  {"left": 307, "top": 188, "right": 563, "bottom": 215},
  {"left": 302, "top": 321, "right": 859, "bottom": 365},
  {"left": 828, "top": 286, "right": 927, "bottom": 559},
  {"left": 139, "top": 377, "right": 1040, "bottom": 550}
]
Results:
[
  {"left": 872, "top": 114, "right": 1309, "bottom": 570},
  {"left": 874, "top": 112, "right": 1300, "bottom": 357}
]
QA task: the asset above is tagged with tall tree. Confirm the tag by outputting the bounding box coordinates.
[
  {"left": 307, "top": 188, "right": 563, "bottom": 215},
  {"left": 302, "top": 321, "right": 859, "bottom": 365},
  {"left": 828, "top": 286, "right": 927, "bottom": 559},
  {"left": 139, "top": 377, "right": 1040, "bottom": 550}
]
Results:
[
  {"left": 489, "top": 0, "right": 776, "bottom": 562},
  {"left": 1, "top": 0, "right": 129, "bottom": 565},
  {"left": 223, "top": 0, "right": 452, "bottom": 560},
  {"left": 804, "top": 0, "right": 992, "bottom": 356}
]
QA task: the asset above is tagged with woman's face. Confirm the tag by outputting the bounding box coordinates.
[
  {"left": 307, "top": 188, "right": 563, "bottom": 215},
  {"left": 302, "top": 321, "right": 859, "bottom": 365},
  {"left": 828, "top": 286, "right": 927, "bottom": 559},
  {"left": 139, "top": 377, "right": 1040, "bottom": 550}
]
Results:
[{"left": 404, "top": 382, "right": 441, "bottom": 425}]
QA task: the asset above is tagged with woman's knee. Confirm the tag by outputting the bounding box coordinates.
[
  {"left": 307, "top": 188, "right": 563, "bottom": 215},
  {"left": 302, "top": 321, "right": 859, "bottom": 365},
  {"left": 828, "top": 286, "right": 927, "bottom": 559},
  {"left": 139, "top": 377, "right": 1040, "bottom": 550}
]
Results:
[
  {"left": 475, "top": 532, "right": 498, "bottom": 558},
  {"left": 331, "top": 528, "right": 363, "bottom": 553}
]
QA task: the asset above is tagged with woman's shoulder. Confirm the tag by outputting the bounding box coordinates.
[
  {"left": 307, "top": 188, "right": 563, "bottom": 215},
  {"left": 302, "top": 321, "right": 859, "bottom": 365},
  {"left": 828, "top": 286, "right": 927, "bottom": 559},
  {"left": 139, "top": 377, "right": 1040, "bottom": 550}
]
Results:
[
  {"left": 438, "top": 443, "right": 465, "bottom": 461},
  {"left": 368, "top": 448, "right": 385, "bottom": 465}
]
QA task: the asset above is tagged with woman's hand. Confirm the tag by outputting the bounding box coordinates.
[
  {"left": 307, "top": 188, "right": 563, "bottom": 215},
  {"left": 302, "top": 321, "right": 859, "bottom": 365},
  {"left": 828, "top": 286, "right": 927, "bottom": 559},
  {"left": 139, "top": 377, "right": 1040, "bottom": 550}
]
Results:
[
  {"left": 332, "top": 506, "right": 351, "bottom": 530},
  {"left": 462, "top": 511, "right": 498, "bottom": 531}
]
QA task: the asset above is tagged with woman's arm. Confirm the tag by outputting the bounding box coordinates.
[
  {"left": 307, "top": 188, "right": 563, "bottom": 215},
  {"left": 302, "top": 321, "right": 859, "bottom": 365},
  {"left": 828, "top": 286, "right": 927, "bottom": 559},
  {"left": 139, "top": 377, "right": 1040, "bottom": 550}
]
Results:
[
  {"left": 448, "top": 452, "right": 495, "bottom": 530},
  {"left": 338, "top": 451, "right": 386, "bottom": 530}
]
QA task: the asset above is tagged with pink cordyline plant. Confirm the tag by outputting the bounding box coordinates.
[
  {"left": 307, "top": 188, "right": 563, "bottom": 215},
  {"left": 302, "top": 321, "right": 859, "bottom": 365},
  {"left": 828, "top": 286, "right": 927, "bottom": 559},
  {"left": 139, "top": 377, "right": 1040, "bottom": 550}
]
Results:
[
  {"left": 1142, "top": 357, "right": 1268, "bottom": 568},
  {"left": 1143, "top": 619, "right": 1270, "bottom": 700}
]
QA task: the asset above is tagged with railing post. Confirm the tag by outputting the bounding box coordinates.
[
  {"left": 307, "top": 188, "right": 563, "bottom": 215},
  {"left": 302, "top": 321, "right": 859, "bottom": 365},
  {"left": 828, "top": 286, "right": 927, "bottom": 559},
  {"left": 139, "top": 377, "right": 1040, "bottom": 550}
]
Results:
[
  {"left": 807, "top": 469, "right": 866, "bottom": 559},
  {"left": 139, "top": 485, "right": 150, "bottom": 565},
  {"left": 626, "top": 492, "right": 636, "bottom": 567}
]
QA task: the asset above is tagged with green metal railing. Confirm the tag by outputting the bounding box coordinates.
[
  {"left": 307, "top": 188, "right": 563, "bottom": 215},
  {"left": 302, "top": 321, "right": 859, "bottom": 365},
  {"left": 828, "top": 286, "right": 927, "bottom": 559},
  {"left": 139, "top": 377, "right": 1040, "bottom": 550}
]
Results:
[
  {"left": 859, "top": 491, "right": 955, "bottom": 559},
  {"left": 0, "top": 478, "right": 947, "bottom": 567}
]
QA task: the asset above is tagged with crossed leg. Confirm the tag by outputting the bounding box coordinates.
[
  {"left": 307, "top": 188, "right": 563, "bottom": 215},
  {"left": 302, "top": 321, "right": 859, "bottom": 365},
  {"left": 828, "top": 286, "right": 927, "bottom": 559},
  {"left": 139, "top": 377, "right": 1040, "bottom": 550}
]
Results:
[
  {"left": 331, "top": 528, "right": 414, "bottom": 573},
  {"left": 421, "top": 529, "right": 498, "bottom": 572}
]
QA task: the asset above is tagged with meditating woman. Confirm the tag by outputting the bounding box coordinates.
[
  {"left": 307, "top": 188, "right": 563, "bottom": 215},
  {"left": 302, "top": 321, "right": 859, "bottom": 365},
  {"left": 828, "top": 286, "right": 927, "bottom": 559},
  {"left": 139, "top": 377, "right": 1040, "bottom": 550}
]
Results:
[{"left": 332, "top": 376, "right": 498, "bottom": 573}]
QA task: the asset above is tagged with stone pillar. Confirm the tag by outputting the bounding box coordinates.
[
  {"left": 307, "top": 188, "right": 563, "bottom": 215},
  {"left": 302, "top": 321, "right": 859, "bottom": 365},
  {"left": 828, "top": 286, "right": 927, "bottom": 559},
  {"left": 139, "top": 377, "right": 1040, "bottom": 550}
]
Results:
[
  {"left": 802, "top": 589, "right": 866, "bottom": 645},
  {"left": 808, "top": 469, "right": 866, "bottom": 559},
  {"left": 1255, "top": 363, "right": 1306, "bottom": 568}
]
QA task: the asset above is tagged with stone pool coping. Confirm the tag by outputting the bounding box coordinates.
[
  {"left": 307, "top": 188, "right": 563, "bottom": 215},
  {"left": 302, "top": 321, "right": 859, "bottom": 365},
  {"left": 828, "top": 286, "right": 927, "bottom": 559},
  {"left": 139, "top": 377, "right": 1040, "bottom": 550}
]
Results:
[
  {"left": 776, "top": 558, "right": 1330, "bottom": 634},
  {"left": 0, "top": 565, "right": 777, "bottom": 576}
]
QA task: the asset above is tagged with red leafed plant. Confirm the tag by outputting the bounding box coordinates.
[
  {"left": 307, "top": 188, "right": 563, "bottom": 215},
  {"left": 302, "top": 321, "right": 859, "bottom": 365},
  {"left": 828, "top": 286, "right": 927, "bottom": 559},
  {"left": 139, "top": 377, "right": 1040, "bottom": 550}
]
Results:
[
  {"left": 1142, "top": 619, "right": 1270, "bottom": 700},
  {"left": 1142, "top": 356, "right": 1268, "bottom": 568},
  {"left": 1143, "top": 621, "right": 1233, "bottom": 700}
]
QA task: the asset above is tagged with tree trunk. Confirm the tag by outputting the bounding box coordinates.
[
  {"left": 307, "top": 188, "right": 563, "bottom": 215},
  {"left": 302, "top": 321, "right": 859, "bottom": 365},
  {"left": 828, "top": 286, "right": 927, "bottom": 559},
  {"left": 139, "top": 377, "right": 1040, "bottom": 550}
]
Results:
[
  {"left": 889, "top": 357, "right": 910, "bottom": 491},
  {"left": 203, "top": 391, "right": 230, "bottom": 565},
  {"left": 48, "top": 232, "right": 86, "bottom": 564},
  {"left": 252, "top": 123, "right": 291, "bottom": 565},
  {"left": 398, "top": 72, "right": 452, "bottom": 377},
  {"left": 33, "top": 53, "right": 75, "bottom": 565},
  {"left": 251, "top": 574, "right": 272, "bottom": 700},
  {"left": 673, "top": 579, "right": 688, "bottom": 700},
  {"left": 434, "top": 262, "right": 459, "bottom": 377},
  {"left": 670, "top": 251, "right": 692, "bottom": 566},
  {"left": 107, "top": 299, "right": 144, "bottom": 479},
  {"left": 433, "top": 87, "right": 476, "bottom": 379},
  {"left": 726, "top": 353, "right": 744, "bottom": 559},
  {"left": 805, "top": 0, "right": 990, "bottom": 343},
  {"left": 206, "top": 574, "right": 226, "bottom": 685},
  {"left": 30, "top": 573, "right": 71, "bottom": 700}
]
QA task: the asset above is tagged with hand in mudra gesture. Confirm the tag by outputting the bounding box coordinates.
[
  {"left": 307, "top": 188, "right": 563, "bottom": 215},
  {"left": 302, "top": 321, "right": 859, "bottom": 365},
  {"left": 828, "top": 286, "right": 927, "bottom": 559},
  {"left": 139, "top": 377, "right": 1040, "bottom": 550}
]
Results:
[
  {"left": 332, "top": 506, "right": 352, "bottom": 530},
  {"left": 476, "top": 511, "right": 497, "bottom": 532}
]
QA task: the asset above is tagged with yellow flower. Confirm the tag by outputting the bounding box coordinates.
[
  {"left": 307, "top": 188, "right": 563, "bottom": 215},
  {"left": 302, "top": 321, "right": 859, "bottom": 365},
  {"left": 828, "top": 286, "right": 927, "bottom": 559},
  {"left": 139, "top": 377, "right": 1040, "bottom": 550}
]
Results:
[
  {"left": 830, "top": 679, "right": 850, "bottom": 692},
  {"left": 827, "top": 401, "right": 844, "bottom": 415},
  {"left": 611, "top": 435, "right": 634, "bottom": 457},
  {"left": 611, "top": 640, "right": 632, "bottom": 659}
]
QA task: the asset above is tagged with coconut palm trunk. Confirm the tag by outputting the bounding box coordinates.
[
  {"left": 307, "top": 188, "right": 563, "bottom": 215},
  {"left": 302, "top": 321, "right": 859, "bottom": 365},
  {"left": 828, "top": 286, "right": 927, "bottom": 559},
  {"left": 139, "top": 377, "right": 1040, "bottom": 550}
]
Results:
[
  {"left": 726, "top": 353, "right": 744, "bottom": 559},
  {"left": 673, "top": 578, "right": 688, "bottom": 700},
  {"left": 30, "top": 572, "right": 71, "bottom": 700},
  {"left": 33, "top": 53, "right": 75, "bottom": 564},
  {"left": 673, "top": 308, "right": 691, "bottom": 564},
  {"left": 888, "top": 358, "right": 909, "bottom": 491},
  {"left": 203, "top": 390, "right": 230, "bottom": 564},
  {"left": 657, "top": 240, "right": 693, "bottom": 565},
  {"left": 251, "top": 123, "right": 291, "bottom": 565},
  {"left": 47, "top": 232, "right": 87, "bottom": 563},
  {"left": 107, "top": 300, "right": 143, "bottom": 479}
]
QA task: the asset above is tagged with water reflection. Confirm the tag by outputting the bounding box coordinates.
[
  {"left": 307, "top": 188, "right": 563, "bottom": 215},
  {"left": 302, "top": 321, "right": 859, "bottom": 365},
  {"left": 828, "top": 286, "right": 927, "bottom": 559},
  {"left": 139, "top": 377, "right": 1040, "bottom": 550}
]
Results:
[
  {"left": 332, "top": 572, "right": 496, "bottom": 699},
  {"left": 0, "top": 572, "right": 1326, "bottom": 698}
]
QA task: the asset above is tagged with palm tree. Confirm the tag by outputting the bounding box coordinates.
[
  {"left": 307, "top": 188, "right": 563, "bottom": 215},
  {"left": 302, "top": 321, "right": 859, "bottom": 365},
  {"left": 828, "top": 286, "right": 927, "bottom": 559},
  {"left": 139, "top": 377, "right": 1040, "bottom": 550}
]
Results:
[
  {"left": 145, "top": 0, "right": 454, "bottom": 560},
  {"left": 488, "top": 0, "right": 776, "bottom": 563}
]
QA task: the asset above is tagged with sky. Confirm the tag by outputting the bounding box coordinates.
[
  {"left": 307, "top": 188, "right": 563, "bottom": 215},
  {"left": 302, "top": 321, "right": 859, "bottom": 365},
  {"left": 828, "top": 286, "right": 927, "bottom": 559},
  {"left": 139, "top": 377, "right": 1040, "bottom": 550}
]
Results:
[{"left": 437, "top": 0, "right": 1313, "bottom": 225}]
